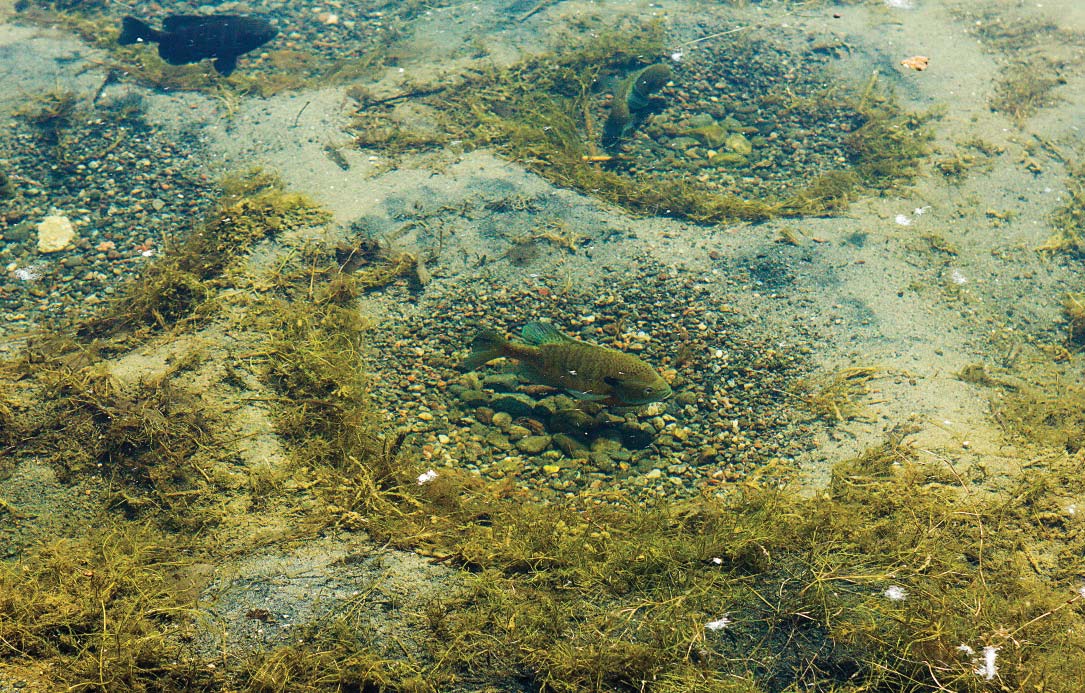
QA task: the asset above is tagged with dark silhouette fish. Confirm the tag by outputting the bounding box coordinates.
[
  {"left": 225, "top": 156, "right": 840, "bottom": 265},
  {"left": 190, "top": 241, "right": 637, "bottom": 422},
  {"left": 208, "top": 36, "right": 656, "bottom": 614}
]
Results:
[{"left": 118, "top": 15, "right": 277, "bottom": 77}]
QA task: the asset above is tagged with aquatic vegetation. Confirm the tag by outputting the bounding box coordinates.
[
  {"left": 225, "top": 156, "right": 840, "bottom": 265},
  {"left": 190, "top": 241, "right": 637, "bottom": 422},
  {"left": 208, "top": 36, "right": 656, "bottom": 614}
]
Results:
[
  {"left": 13, "top": 87, "right": 79, "bottom": 146},
  {"left": 240, "top": 624, "right": 431, "bottom": 692},
  {"left": 933, "top": 138, "right": 1001, "bottom": 181},
  {"left": 1039, "top": 164, "right": 1085, "bottom": 254},
  {"left": 990, "top": 57, "right": 1068, "bottom": 127},
  {"left": 5, "top": 221, "right": 1085, "bottom": 690},
  {"left": 336, "top": 236, "right": 428, "bottom": 291},
  {"left": 0, "top": 522, "right": 216, "bottom": 689},
  {"left": 1064, "top": 293, "right": 1085, "bottom": 344},
  {"left": 955, "top": 8, "right": 1077, "bottom": 127},
  {"left": 78, "top": 168, "right": 330, "bottom": 338},
  {"left": 792, "top": 366, "right": 880, "bottom": 423},
  {"left": 28, "top": 360, "right": 225, "bottom": 527}
]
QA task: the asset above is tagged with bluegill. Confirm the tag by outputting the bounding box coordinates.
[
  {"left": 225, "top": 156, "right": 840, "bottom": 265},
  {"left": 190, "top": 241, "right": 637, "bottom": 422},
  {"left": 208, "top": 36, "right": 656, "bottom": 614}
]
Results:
[
  {"left": 463, "top": 321, "right": 672, "bottom": 406},
  {"left": 118, "top": 15, "right": 277, "bottom": 76}
]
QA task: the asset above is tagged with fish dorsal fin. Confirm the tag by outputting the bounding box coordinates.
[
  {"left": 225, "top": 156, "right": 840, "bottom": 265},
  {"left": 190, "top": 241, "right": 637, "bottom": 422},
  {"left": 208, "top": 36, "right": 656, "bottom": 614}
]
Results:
[
  {"left": 521, "top": 321, "right": 573, "bottom": 346},
  {"left": 162, "top": 15, "right": 217, "bottom": 31}
]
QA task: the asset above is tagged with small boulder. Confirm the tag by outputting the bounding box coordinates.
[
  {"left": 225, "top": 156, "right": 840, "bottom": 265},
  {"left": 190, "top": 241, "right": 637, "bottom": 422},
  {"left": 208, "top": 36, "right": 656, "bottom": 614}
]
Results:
[
  {"left": 490, "top": 393, "right": 536, "bottom": 419},
  {"left": 37, "top": 215, "right": 76, "bottom": 253}
]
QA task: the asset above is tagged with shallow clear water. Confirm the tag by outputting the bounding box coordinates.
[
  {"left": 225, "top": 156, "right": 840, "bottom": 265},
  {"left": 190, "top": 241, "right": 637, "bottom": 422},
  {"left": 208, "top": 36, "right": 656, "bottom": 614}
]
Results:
[{"left": 2, "top": 1, "right": 1085, "bottom": 690}]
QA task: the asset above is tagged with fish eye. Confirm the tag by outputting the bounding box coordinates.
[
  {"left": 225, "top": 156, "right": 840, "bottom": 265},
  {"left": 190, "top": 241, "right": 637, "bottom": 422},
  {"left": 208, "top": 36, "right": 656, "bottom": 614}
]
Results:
[{"left": 643, "top": 387, "right": 653, "bottom": 396}]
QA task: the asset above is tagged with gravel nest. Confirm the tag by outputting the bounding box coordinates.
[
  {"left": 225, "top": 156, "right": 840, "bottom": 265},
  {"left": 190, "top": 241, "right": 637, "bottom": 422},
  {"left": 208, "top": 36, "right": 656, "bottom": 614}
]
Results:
[
  {"left": 607, "top": 24, "right": 868, "bottom": 202},
  {"left": 360, "top": 260, "right": 819, "bottom": 504},
  {"left": 0, "top": 91, "right": 216, "bottom": 332}
]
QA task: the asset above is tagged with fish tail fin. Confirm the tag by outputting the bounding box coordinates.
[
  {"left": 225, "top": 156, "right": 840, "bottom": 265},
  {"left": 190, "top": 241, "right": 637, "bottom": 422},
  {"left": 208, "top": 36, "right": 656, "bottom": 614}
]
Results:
[
  {"left": 461, "top": 329, "right": 510, "bottom": 371},
  {"left": 119, "top": 17, "right": 160, "bottom": 45}
]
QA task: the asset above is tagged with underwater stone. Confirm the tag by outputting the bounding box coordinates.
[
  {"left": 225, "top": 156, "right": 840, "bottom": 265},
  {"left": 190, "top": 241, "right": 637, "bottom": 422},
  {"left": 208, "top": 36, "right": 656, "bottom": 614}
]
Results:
[
  {"left": 516, "top": 435, "right": 552, "bottom": 454},
  {"left": 5, "top": 221, "right": 33, "bottom": 242},
  {"left": 482, "top": 373, "right": 520, "bottom": 392},
  {"left": 689, "top": 123, "right": 729, "bottom": 148},
  {"left": 458, "top": 389, "right": 490, "bottom": 406},
  {"left": 484, "top": 430, "right": 511, "bottom": 450},
  {"left": 712, "top": 152, "right": 748, "bottom": 166},
  {"left": 474, "top": 406, "right": 495, "bottom": 424},
  {"left": 669, "top": 136, "right": 700, "bottom": 149},
  {"left": 618, "top": 422, "right": 655, "bottom": 450},
  {"left": 507, "top": 424, "right": 532, "bottom": 440},
  {"left": 591, "top": 436, "right": 624, "bottom": 455},
  {"left": 726, "top": 133, "right": 753, "bottom": 156},
  {"left": 549, "top": 408, "right": 594, "bottom": 435},
  {"left": 552, "top": 433, "right": 590, "bottom": 458},
  {"left": 37, "top": 215, "right": 76, "bottom": 253},
  {"left": 491, "top": 411, "right": 513, "bottom": 430},
  {"left": 490, "top": 393, "right": 536, "bottom": 419},
  {"left": 533, "top": 395, "right": 573, "bottom": 418},
  {"left": 590, "top": 450, "right": 616, "bottom": 472},
  {"left": 686, "top": 113, "right": 716, "bottom": 128}
]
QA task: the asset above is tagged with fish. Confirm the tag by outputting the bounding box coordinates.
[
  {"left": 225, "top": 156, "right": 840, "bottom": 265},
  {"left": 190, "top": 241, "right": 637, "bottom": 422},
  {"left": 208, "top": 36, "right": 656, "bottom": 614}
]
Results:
[
  {"left": 118, "top": 15, "right": 277, "bottom": 77},
  {"left": 602, "top": 63, "right": 673, "bottom": 151},
  {"left": 462, "top": 321, "right": 672, "bottom": 406}
]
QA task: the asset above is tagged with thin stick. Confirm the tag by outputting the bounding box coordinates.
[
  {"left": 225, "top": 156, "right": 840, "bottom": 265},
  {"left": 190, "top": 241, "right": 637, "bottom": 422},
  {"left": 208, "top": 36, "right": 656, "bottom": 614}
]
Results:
[{"left": 291, "top": 100, "right": 310, "bottom": 128}]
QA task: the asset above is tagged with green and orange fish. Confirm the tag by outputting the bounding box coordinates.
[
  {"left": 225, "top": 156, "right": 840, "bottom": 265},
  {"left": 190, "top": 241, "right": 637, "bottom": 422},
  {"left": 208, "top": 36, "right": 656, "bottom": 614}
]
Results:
[{"left": 462, "top": 321, "right": 672, "bottom": 406}]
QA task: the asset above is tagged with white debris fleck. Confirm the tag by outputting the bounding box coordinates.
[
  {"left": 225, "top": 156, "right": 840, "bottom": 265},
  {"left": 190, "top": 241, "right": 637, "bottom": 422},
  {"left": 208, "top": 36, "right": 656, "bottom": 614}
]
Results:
[
  {"left": 950, "top": 268, "right": 968, "bottom": 285},
  {"left": 974, "top": 645, "right": 998, "bottom": 680},
  {"left": 884, "top": 0, "right": 916, "bottom": 8},
  {"left": 14, "top": 265, "right": 42, "bottom": 282},
  {"left": 957, "top": 644, "right": 975, "bottom": 655},
  {"left": 914, "top": 205, "right": 931, "bottom": 216},
  {"left": 670, "top": 50, "right": 683, "bottom": 62},
  {"left": 705, "top": 616, "right": 731, "bottom": 631},
  {"left": 883, "top": 585, "right": 908, "bottom": 601},
  {"left": 1078, "top": 585, "right": 1085, "bottom": 599},
  {"left": 895, "top": 213, "right": 912, "bottom": 226},
  {"left": 1067, "top": 504, "right": 1076, "bottom": 516},
  {"left": 711, "top": 557, "right": 724, "bottom": 565},
  {"left": 417, "top": 469, "right": 438, "bottom": 485}
]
